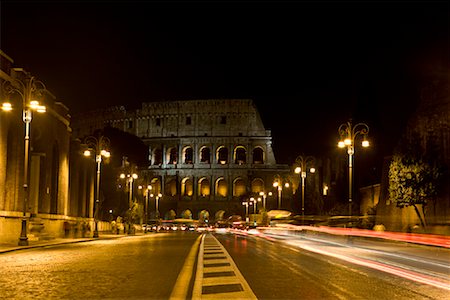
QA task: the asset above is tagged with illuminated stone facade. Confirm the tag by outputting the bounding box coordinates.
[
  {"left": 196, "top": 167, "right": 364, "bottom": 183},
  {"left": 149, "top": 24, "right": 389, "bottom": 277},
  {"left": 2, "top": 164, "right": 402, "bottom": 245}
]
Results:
[
  {"left": 72, "top": 99, "right": 292, "bottom": 221},
  {"left": 0, "top": 50, "right": 95, "bottom": 243}
]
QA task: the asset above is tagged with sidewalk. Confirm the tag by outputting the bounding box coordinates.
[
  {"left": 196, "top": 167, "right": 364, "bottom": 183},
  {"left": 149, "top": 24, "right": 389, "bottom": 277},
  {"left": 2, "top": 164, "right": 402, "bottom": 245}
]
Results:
[{"left": 0, "top": 233, "right": 132, "bottom": 254}]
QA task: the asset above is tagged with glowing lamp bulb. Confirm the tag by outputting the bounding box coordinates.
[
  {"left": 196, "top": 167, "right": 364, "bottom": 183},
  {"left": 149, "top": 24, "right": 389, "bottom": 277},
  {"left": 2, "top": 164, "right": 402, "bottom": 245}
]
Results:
[{"left": 2, "top": 102, "right": 12, "bottom": 111}]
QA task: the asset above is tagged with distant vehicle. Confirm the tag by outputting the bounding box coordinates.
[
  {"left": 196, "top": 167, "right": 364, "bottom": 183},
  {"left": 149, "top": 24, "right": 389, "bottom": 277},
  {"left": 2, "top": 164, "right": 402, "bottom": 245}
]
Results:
[{"left": 144, "top": 219, "right": 161, "bottom": 232}]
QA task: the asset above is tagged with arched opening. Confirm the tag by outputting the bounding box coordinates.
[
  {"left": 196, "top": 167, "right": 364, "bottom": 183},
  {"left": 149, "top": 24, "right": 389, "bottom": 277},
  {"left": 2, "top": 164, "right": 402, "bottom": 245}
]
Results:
[
  {"left": 215, "top": 177, "right": 228, "bottom": 197},
  {"left": 251, "top": 178, "right": 264, "bottom": 193},
  {"left": 200, "top": 146, "right": 210, "bottom": 163},
  {"left": 150, "top": 177, "right": 162, "bottom": 195},
  {"left": 164, "top": 178, "right": 177, "bottom": 196},
  {"left": 198, "top": 177, "right": 210, "bottom": 197},
  {"left": 182, "top": 209, "right": 193, "bottom": 219},
  {"left": 198, "top": 210, "right": 210, "bottom": 223},
  {"left": 183, "top": 146, "right": 193, "bottom": 164},
  {"left": 165, "top": 209, "right": 176, "bottom": 220},
  {"left": 153, "top": 148, "right": 162, "bottom": 165},
  {"left": 181, "top": 177, "right": 193, "bottom": 196},
  {"left": 252, "top": 147, "right": 264, "bottom": 164},
  {"left": 167, "top": 147, "right": 178, "bottom": 165},
  {"left": 234, "top": 146, "right": 246, "bottom": 165},
  {"left": 216, "top": 146, "right": 228, "bottom": 164},
  {"left": 233, "top": 178, "right": 246, "bottom": 197},
  {"left": 215, "top": 210, "right": 225, "bottom": 222}
]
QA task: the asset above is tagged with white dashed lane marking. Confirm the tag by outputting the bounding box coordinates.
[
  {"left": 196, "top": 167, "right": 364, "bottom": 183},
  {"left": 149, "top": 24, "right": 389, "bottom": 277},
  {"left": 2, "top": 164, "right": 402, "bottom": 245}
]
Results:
[{"left": 192, "top": 233, "right": 257, "bottom": 299}]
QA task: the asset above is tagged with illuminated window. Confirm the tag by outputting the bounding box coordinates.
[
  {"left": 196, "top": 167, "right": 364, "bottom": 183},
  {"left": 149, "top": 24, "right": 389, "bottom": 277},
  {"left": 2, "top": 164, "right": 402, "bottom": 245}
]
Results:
[
  {"left": 167, "top": 147, "right": 178, "bottom": 164},
  {"left": 165, "top": 179, "right": 177, "bottom": 196},
  {"left": 252, "top": 147, "right": 264, "bottom": 164},
  {"left": 217, "top": 146, "right": 228, "bottom": 164},
  {"left": 200, "top": 146, "right": 210, "bottom": 163},
  {"left": 215, "top": 178, "right": 228, "bottom": 197},
  {"left": 251, "top": 178, "right": 264, "bottom": 193},
  {"left": 233, "top": 178, "right": 246, "bottom": 197},
  {"left": 183, "top": 146, "right": 193, "bottom": 164},
  {"left": 181, "top": 178, "right": 193, "bottom": 196},
  {"left": 234, "top": 146, "right": 246, "bottom": 164},
  {"left": 198, "top": 178, "right": 210, "bottom": 196}
]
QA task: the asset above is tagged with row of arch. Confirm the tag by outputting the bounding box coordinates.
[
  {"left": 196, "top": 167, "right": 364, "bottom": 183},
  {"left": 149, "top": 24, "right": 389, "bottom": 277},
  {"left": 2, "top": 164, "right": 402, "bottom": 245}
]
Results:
[
  {"left": 149, "top": 177, "right": 267, "bottom": 197},
  {"left": 151, "top": 145, "right": 265, "bottom": 165}
]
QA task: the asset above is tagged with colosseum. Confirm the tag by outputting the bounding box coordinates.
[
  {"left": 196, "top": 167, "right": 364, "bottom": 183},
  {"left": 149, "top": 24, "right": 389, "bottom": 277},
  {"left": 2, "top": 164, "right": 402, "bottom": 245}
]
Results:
[{"left": 72, "top": 99, "right": 292, "bottom": 222}]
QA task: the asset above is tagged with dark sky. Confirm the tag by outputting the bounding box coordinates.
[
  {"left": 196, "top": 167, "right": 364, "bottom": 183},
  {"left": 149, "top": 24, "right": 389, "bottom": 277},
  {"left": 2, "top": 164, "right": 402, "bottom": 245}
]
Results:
[{"left": 1, "top": 1, "right": 449, "bottom": 167}]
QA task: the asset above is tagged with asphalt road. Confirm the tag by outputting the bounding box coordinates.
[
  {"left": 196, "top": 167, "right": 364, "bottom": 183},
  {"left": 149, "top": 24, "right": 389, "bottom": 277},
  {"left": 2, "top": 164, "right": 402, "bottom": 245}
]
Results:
[
  {"left": 0, "top": 231, "right": 448, "bottom": 300},
  {"left": 0, "top": 232, "right": 198, "bottom": 299},
  {"left": 215, "top": 231, "right": 449, "bottom": 300}
]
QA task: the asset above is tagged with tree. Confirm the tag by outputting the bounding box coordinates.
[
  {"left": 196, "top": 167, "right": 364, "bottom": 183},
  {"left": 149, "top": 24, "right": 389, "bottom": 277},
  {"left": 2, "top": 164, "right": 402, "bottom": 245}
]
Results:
[{"left": 388, "top": 137, "right": 442, "bottom": 229}]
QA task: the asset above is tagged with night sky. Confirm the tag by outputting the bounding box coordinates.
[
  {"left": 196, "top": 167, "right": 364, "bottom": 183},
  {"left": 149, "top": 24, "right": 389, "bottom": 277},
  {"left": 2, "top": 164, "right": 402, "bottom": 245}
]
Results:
[{"left": 1, "top": 1, "right": 449, "bottom": 168}]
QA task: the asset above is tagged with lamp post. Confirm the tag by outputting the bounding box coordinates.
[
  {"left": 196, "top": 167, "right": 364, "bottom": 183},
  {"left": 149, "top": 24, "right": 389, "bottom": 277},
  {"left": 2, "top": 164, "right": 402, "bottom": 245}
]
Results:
[
  {"left": 2, "top": 76, "right": 47, "bottom": 246},
  {"left": 242, "top": 200, "right": 252, "bottom": 223},
  {"left": 294, "top": 155, "right": 316, "bottom": 223},
  {"left": 273, "top": 179, "right": 289, "bottom": 209},
  {"left": 120, "top": 172, "right": 138, "bottom": 234},
  {"left": 259, "top": 191, "right": 272, "bottom": 210},
  {"left": 140, "top": 185, "right": 152, "bottom": 233},
  {"left": 338, "top": 119, "right": 370, "bottom": 219},
  {"left": 84, "top": 135, "right": 110, "bottom": 238},
  {"left": 155, "top": 193, "right": 162, "bottom": 220}
]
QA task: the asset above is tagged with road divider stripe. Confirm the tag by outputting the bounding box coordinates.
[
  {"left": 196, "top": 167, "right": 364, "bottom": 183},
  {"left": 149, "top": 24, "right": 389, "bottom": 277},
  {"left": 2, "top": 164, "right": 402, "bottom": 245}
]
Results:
[
  {"left": 169, "top": 234, "right": 202, "bottom": 300},
  {"left": 192, "top": 233, "right": 257, "bottom": 299}
]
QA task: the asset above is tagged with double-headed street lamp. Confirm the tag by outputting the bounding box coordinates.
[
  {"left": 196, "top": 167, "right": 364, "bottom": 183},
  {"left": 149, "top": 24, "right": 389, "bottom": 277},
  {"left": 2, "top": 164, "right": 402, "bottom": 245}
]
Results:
[
  {"left": 273, "top": 178, "right": 289, "bottom": 209},
  {"left": 242, "top": 200, "right": 253, "bottom": 223},
  {"left": 120, "top": 172, "right": 138, "bottom": 234},
  {"left": 338, "top": 119, "right": 370, "bottom": 219},
  {"left": 155, "top": 193, "right": 162, "bottom": 219},
  {"left": 84, "top": 135, "right": 110, "bottom": 238},
  {"left": 258, "top": 191, "right": 272, "bottom": 210},
  {"left": 294, "top": 155, "right": 316, "bottom": 222},
  {"left": 2, "top": 76, "right": 47, "bottom": 246},
  {"left": 139, "top": 185, "right": 153, "bottom": 233}
]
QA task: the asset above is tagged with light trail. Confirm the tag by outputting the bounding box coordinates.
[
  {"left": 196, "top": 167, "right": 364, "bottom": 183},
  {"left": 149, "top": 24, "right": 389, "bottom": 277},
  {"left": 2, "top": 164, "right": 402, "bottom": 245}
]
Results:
[{"left": 288, "top": 241, "right": 450, "bottom": 291}]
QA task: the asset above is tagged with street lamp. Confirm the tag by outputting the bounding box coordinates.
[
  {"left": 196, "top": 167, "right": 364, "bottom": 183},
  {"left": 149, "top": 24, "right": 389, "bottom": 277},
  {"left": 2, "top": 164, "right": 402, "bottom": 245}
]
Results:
[
  {"left": 338, "top": 119, "right": 370, "bottom": 219},
  {"left": 84, "top": 135, "right": 110, "bottom": 238},
  {"left": 258, "top": 191, "right": 267, "bottom": 210},
  {"left": 273, "top": 179, "right": 289, "bottom": 209},
  {"left": 140, "top": 185, "right": 152, "bottom": 233},
  {"left": 242, "top": 200, "right": 253, "bottom": 223},
  {"left": 155, "top": 193, "right": 162, "bottom": 220},
  {"left": 2, "top": 75, "right": 47, "bottom": 246},
  {"left": 120, "top": 172, "right": 138, "bottom": 234},
  {"left": 294, "top": 155, "right": 316, "bottom": 222}
]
